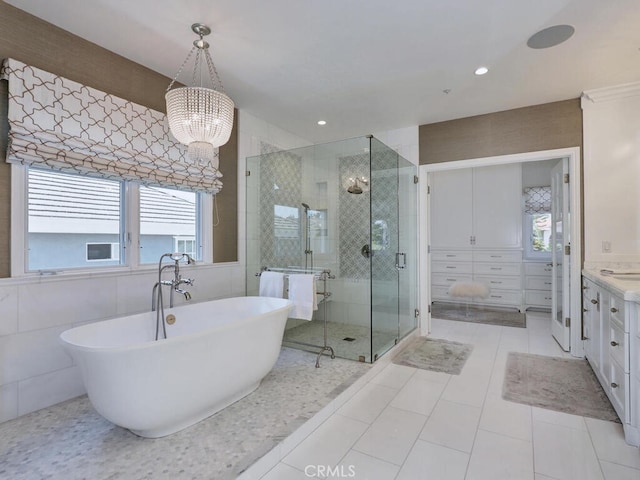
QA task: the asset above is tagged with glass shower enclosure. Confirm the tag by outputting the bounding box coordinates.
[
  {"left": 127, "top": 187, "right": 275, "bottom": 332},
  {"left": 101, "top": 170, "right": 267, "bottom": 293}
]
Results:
[{"left": 246, "top": 135, "right": 417, "bottom": 363}]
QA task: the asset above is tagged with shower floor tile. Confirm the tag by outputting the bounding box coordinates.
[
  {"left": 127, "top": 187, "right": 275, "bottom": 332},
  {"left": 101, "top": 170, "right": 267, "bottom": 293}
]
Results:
[
  {"left": 283, "top": 320, "right": 398, "bottom": 363},
  {"left": 0, "top": 347, "right": 370, "bottom": 480}
]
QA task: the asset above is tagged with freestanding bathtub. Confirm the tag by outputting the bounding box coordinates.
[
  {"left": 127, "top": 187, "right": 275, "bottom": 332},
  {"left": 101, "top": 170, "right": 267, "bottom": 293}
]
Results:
[{"left": 60, "top": 296, "right": 292, "bottom": 438}]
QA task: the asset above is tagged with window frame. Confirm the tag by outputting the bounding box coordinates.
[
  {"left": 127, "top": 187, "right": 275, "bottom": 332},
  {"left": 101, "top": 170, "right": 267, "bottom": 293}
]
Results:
[{"left": 11, "top": 164, "right": 213, "bottom": 276}]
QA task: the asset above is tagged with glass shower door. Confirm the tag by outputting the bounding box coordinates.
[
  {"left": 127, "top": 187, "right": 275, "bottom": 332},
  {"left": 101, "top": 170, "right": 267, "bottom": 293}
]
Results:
[
  {"left": 398, "top": 155, "right": 417, "bottom": 339},
  {"left": 370, "top": 137, "right": 400, "bottom": 360}
]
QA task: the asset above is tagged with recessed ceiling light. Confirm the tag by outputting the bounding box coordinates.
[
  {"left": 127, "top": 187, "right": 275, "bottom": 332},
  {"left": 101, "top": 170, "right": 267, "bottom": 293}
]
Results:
[
  {"left": 527, "top": 24, "right": 575, "bottom": 49},
  {"left": 317, "top": 120, "right": 327, "bottom": 126},
  {"left": 474, "top": 66, "right": 489, "bottom": 76}
]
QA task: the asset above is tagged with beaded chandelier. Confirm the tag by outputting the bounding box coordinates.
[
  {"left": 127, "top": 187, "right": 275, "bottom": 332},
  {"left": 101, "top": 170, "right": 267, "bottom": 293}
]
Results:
[{"left": 166, "top": 23, "right": 234, "bottom": 169}]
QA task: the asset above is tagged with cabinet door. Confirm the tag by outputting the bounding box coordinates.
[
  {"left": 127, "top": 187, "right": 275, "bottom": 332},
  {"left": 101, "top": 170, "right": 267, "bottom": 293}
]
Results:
[
  {"left": 600, "top": 290, "right": 612, "bottom": 385},
  {"left": 583, "top": 279, "right": 601, "bottom": 372},
  {"left": 472, "top": 164, "right": 522, "bottom": 248},
  {"left": 430, "top": 169, "right": 473, "bottom": 248}
]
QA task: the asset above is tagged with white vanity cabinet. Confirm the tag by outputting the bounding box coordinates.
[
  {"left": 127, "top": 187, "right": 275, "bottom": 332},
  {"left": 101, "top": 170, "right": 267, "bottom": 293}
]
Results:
[
  {"left": 582, "top": 278, "right": 601, "bottom": 373},
  {"left": 582, "top": 272, "right": 640, "bottom": 446}
]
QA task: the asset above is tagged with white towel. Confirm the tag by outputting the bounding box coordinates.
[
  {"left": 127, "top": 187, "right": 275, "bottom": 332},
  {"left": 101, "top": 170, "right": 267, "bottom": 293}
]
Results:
[
  {"left": 287, "top": 274, "right": 317, "bottom": 320},
  {"left": 259, "top": 271, "right": 285, "bottom": 298}
]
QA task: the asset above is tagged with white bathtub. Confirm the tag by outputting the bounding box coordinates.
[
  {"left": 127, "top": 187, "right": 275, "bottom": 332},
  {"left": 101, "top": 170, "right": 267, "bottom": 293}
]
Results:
[{"left": 60, "top": 296, "right": 292, "bottom": 438}]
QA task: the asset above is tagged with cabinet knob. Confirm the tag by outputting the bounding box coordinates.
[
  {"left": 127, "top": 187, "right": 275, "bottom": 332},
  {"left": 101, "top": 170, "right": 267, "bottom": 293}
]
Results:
[
  {"left": 611, "top": 382, "right": 618, "bottom": 389},
  {"left": 590, "top": 299, "right": 598, "bottom": 305},
  {"left": 610, "top": 341, "right": 619, "bottom": 347},
  {"left": 610, "top": 307, "right": 618, "bottom": 313}
]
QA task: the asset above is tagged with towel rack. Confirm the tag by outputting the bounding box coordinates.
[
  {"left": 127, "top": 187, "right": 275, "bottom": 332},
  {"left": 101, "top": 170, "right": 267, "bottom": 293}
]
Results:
[{"left": 256, "top": 266, "right": 335, "bottom": 367}]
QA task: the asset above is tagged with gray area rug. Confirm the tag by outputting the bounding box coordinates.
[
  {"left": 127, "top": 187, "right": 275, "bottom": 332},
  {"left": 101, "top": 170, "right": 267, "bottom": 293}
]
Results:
[
  {"left": 432, "top": 302, "right": 526, "bottom": 328},
  {"left": 393, "top": 337, "right": 473, "bottom": 375},
  {"left": 503, "top": 352, "right": 620, "bottom": 423}
]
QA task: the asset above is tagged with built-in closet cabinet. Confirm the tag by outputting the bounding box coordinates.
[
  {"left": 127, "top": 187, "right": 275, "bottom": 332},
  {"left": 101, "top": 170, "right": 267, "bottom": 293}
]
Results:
[
  {"left": 430, "top": 164, "right": 523, "bottom": 310},
  {"left": 431, "top": 164, "right": 522, "bottom": 249}
]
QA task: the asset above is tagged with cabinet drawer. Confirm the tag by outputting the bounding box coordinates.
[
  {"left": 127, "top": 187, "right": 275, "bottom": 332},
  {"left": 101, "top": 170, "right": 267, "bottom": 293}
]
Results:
[
  {"left": 474, "top": 275, "right": 521, "bottom": 291},
  {"left": 609, "top": 357, "right": 627, "bottom": 420},
  {"left": 609, "top": 322, "right": 628, "bottom": 372},
  {"left": 431, "top": 251, "right": 473, "bottom": 262},
  {"left": 525, "top": 276, "right": 553, "bottom": 291},
  {"left": 474, "top": 251, "right": 522, "bottom": 263},
  {"left": 526, "top": 291, "right": 553, "bottom": 307},
  {"left": 482, "top": 290, "right": 522, "bottom": 306},
  {"left": 432, "top": 285, "right": 451, "bottom": 300},
  {"left": 432, "top": 262, "right": 472, "bottom": 274},
  {"left": 473, "top": 263, "right": 521, "bottom": 276},
  {"left": 609, "top": 295, "right": 626, "bottom": 331},
  {"left": 432, "top": 273, "right": 473, "bottom": 287},
  {"left": 525, "top": 262, "right": 553, "bottom": 276}
]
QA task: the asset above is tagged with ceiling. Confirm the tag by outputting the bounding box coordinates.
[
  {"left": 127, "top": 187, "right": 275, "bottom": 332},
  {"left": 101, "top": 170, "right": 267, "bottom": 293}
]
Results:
[{"left": 6, "top": 0, "right": 640, "bottom": 143}]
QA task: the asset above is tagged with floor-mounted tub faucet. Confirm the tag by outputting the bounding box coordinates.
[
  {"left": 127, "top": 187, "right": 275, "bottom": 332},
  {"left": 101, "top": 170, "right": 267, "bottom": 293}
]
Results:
[{"left": 152, "top": 253, "right": 196, "bottom": 340}]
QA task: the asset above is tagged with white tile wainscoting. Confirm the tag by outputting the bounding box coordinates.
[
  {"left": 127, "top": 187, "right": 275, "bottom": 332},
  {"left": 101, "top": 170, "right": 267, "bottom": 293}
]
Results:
[{"left": 0, "top": 263, "right": 246, "bottom": 423}]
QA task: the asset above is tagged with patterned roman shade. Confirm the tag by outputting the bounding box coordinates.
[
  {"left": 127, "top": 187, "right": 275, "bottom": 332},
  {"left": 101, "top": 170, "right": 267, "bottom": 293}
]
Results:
[
  {"left": 0, "top": 58, "right": 222, "bottom": 193},
  {"left": 523, "top": 186, "right": 551, "bottom": 214}
]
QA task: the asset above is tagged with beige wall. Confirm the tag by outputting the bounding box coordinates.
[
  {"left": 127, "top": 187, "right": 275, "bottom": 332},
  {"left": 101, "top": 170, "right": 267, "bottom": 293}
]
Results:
[
  {"left": 418, "top": 99, "right": 583, "bottom": 164},
  {"left": 0, "top": 1, "right": 238, "bottom": 275}
]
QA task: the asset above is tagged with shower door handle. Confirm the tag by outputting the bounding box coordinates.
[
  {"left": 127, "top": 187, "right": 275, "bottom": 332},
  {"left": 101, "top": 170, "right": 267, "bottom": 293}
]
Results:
[
  {"left": 396, "top": 252, "right": 406, "bottom": 269},
  {"left": 361, "top": 244, "right": 371, "bottom": 258}
]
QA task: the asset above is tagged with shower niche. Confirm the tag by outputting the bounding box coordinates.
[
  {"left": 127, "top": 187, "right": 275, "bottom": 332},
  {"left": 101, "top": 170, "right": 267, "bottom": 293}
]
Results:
[{"left": 246, "top": 135, "right": 417, "bottom": 363}]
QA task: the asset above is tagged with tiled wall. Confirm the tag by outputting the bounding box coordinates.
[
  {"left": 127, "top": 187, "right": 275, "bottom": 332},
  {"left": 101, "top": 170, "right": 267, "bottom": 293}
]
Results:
[{"left": 0, "top": 264, "right": 246, "bottom": 423}]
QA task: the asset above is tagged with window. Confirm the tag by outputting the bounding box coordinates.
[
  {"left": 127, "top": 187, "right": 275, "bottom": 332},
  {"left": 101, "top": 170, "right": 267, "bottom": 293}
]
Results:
[
  {"left": 14, "top": 166, "right": 211, "bottom": 275},
  {"left": 525, "top": 213, "right": 552, "bottom": 259},
  {"left": 523, "top": 186, "right": 552, "bottom": 260},
  {"left": 86, "top": 243, "right": 120, "bottom": 261},
  {"left": 274, "top": 205, "right": 300, "bottom": 257},
  {"left": 139, "top": 185, "right": 198, "bottom": 264},
  {"left": 27, "top": 168, "right": 123, "bottom": 270},
  {"left": 175, "top": 237, "right": 197, "bottom": 257}
]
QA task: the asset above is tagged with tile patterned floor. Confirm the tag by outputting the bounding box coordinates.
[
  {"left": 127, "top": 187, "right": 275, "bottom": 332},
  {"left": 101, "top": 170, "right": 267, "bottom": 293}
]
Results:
[
  {"left": 0, "top": 348, "right": 370, "bottom": 480},
  {"left": 243, "top": 312, "right": 640, "bottom": 480}
]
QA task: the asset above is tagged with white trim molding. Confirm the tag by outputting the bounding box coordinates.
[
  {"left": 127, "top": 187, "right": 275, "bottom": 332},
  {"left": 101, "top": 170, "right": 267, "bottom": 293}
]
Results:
[{"left": 581, "top": 81, "right": 640, "bottom": 106}]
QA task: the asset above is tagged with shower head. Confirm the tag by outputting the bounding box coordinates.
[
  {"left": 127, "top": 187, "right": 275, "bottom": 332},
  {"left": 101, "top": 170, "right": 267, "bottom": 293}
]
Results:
[
  {"left": 347, "top": 177, "right": 365, "bottom": 194},
  {"left": 301, "top": 202, "right": 310, "bottom": 211},
  {"left": 347, "top": 184, "right": 363, "bottom": 194}
]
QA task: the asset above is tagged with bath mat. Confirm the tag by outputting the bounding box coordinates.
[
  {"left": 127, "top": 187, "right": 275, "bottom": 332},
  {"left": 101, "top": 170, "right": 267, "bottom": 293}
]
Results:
[
  {"left": 392, "top": 337, "right": 473, "bottom": 375},
  {"left": 432, "top": 303, "right": 526, "bottom": 328},
  {"left": 502, "top": 352, "right": 620, "bottom": 423}
]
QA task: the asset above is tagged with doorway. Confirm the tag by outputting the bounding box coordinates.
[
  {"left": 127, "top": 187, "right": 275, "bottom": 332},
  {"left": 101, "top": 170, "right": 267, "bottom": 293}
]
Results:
[{"left": 418, "top": 147, "right": 583, "bottom": 357}]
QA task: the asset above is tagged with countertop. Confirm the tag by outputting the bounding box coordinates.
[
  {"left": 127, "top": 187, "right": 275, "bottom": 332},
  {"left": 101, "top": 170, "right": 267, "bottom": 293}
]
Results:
[{"left": 583, "top": 269, "right": 640, "bottom": 302}]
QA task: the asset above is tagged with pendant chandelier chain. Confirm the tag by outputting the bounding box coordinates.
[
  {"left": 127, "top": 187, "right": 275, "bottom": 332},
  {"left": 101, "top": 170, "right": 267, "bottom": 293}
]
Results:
[{"left": 166, "top": 30, "right": 225, "bottom": 93}]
